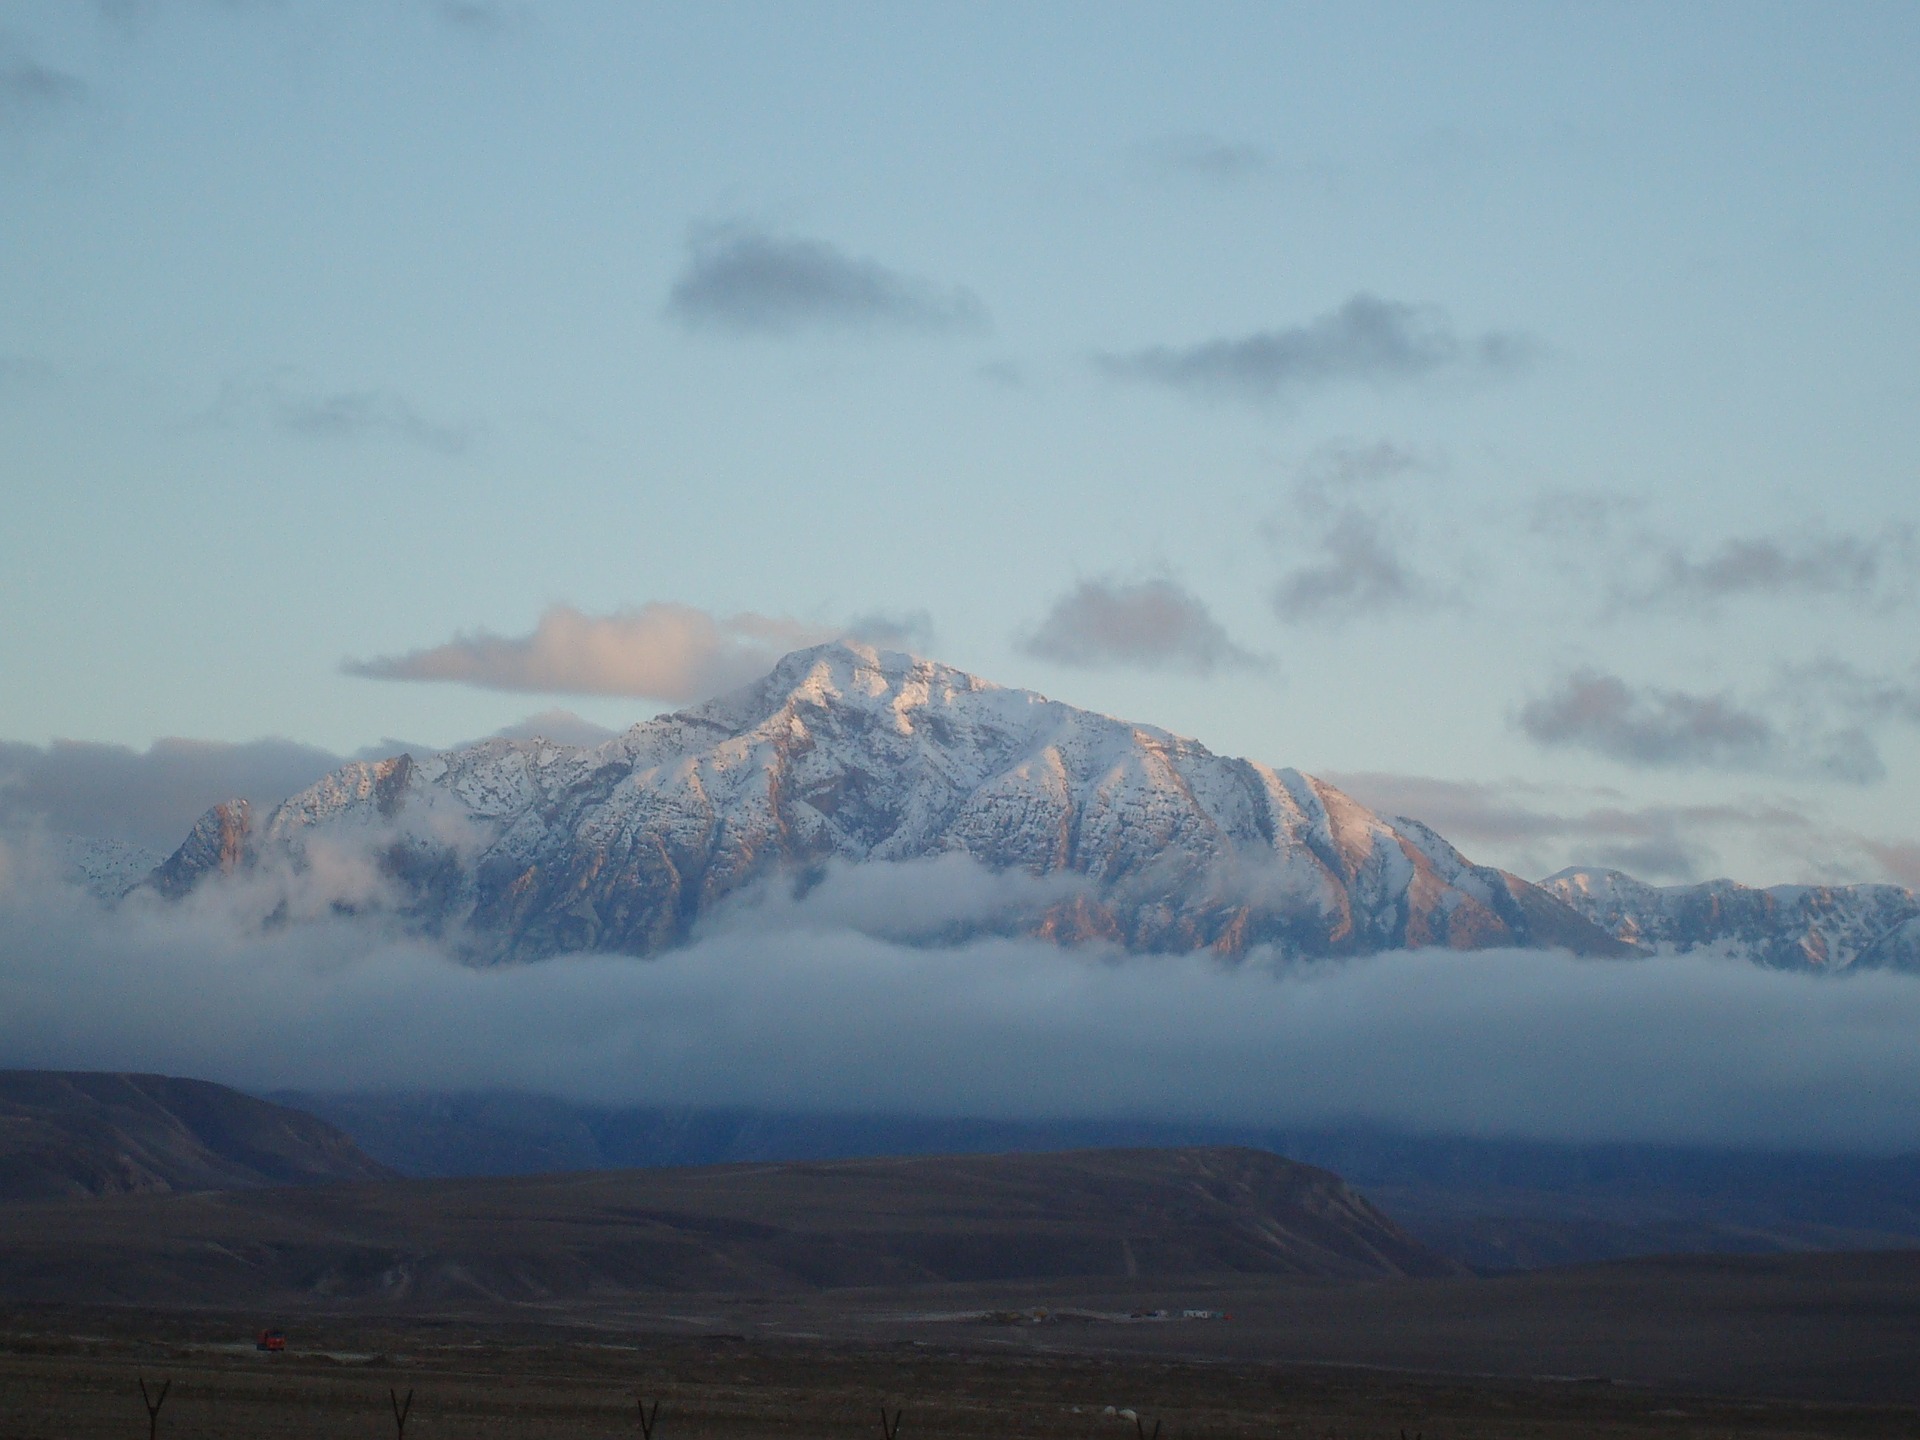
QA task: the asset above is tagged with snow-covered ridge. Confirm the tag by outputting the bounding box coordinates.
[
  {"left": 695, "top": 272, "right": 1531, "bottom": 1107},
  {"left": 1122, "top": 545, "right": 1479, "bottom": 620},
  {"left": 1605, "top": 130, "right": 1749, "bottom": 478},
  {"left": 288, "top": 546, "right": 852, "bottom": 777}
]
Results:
[
  {"left": 145, "top": 641, "right": 1623, "bottom": 963},
  {"left": 1542, "top": 867, "right": 1920, "bottom": 971}
]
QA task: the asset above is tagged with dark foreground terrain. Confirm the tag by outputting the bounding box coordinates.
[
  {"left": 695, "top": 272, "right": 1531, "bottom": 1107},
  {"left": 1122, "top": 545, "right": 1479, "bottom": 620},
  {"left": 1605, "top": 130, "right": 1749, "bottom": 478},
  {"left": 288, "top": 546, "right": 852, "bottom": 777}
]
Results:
[
  {"left": 0, "top": 1147, "right": 1455, "bottom": 1309},
  {"left": 287, "top": 1092, "right": 1920, "bottom": 1269},
  {"left": 5, "top": 1291, "right": 1920, "bottom": 1440}
]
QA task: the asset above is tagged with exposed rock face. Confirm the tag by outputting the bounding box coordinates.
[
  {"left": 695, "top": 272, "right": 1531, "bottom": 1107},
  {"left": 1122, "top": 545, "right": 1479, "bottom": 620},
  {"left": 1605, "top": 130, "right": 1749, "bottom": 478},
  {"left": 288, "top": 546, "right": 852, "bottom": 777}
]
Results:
[
  {"left": 147, "top": 642, "right": 1623, "bottom": 963},
  {"left": 147, "top": 798, "right": 251, "bottom": 900},
  {"left": 1541, "top": 867, "right": 1920, "bottom": 971}
]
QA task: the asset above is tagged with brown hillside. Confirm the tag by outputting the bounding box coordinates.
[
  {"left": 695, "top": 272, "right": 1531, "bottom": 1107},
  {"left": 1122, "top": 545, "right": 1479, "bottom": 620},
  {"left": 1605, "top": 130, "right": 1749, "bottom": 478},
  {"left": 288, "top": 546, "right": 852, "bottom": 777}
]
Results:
[{"left": 0, "top": 1071, "right": 394, "bottom": 1201}]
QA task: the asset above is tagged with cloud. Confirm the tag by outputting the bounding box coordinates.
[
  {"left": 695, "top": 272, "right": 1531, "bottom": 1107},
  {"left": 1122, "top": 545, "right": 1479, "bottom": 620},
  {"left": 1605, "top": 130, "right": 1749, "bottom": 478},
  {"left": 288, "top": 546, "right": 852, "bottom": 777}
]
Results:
[
  {"left": 1516, "top": 669, "right": 1885, "bottom": 784},
  {"left": 1270, "top": 511, "right": 1433, "bottom": 624},
  {"left": 0, "top": 737, "right": 344, "bottom": 852},
  {"left": 1096, "top": 294, "right": 1536, "bottom": 406},
  {"left": 1133, "top": 133, "right": 1273, "bottom": 182},
  {"left": 1263, "top": 441, "right": 1450, "bottom": 625},
  {"left": 0, "top": 47, "right": 85, "bottom": 127},
  {"left": 432, "top": 0, "right": 510, "bottom": 34},
  {"left": 344, "top": 603, "right": 836, "bottom": 702},
  {"left": 1325, "top": 770, "right": 1836, "bottom": 886},
  {"left": 488, "top": 709, "right": 619, "bottom": 748},
  {"left": 1018, "top": 578, "right": 1264, "bottom": 675},
  {"left": 842, "top": 609, "right": 936, "bottom": 651},
  {"left": 1614, "top": 526, "right": 1917, "bottom": 613},
  {"left": 10, "top": 846, "right": 1920, "bottom": 1151},
  {"left": 213, "top": 374, "right": 476, "bottom": 455},
  {"left": 665, "top": 224, "right": 989, "bottom": 337}
]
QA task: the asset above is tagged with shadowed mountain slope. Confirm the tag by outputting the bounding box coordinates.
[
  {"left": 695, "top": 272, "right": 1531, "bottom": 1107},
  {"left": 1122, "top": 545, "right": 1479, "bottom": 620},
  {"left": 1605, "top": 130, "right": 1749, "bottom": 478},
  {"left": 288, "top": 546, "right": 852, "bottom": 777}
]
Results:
[
  {"left": 0, "top": 1145, "right": 1460, "bottom": 1309},
  {"left": 0, "top": 1071, "right": 394, "bottom": 1201}
]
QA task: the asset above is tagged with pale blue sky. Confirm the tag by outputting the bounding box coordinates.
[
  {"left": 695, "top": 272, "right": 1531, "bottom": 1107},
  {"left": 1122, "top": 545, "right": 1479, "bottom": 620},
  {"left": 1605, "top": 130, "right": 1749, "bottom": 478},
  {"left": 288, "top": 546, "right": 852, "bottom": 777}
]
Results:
[{"left": 3, "top": 1, "right": 1917, "bottom": 886}]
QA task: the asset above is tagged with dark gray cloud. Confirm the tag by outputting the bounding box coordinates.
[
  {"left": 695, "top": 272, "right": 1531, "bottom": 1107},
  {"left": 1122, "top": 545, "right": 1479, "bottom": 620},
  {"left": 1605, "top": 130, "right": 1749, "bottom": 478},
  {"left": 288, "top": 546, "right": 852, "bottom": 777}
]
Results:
[
  {"left": 346, "top": 603, "right": 832, "bottom": 701},
  {"left": 0, "top": 48, "right": 85, "bottom": 127},
  {"left": 1519, "top": 671, "right": 1778, "bottom": 770},
  {"left": 1516, "top": 669, "right": 1887, "bottom": 784},
  {"left": 1133, "top": 133, "right": 1272, "bottom": 182},
  {"left": 1018, "top": 577, "right": 1263, "bottom": 675},
  {"left": 0, "top": 736, "right": 344, "bottom": 852},
  {"left": 1271, "top": 511, "right": 1430, "bottom": 624},
  {"left": 665, "top": 225, "right": 989, "bottom": 338},
  {"left": 1096, "top": 294, "right": 1535, "bottom": 406},
  {"left": 10, "top": 847, "right": 1920, "bottom": 1151},
  {"left": 1616, "top": 526, "right": 1917, "bottom": 613}
]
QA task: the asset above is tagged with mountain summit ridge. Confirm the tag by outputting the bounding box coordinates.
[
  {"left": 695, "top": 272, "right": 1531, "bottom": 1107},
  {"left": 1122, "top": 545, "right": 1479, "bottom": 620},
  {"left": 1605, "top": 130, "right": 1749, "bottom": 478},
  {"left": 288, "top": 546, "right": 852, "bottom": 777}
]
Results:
[{"left": 148, "top": 641, "right": 1622, "bottom": 962}]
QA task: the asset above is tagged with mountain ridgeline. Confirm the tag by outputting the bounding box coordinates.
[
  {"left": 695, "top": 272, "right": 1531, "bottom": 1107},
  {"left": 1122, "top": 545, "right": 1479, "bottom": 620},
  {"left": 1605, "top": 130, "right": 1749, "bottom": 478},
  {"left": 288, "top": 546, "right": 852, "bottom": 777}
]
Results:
[
  {"left": 1542, "top": 868, "right": 1920, "bottom": 972},
  {"left": 143, "top": 643, "right": 1624, "bottom": 963}
]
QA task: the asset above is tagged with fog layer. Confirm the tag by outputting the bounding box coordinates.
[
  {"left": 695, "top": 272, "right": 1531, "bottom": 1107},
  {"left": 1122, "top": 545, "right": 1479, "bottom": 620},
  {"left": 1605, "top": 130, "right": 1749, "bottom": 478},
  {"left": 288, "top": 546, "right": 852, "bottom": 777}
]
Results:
[{"left": 1, "top": 841, "right": 1915, "bottom": 1153}]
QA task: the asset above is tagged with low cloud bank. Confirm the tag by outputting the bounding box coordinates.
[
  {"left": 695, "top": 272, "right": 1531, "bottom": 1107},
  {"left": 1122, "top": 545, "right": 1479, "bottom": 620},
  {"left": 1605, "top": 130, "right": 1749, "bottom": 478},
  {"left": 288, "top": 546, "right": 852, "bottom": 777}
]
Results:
[{"left": 4, "top": 844, "right": 1920, "bottom": 1153}]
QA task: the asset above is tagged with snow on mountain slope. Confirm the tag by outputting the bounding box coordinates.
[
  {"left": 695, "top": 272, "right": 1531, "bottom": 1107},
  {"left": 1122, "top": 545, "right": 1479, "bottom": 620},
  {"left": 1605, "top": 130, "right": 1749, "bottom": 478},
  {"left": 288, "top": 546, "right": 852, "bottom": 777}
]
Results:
[
  {"left": 143, "top": 642, "right": 1625, "bottom": 963},
  {"left": 1541, "top": 867, "right": 1920, "bottom": 971}
]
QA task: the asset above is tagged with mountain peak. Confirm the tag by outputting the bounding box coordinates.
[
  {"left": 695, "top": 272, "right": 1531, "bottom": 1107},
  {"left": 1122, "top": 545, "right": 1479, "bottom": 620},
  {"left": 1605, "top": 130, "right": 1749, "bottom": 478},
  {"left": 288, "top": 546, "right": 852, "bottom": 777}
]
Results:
[{"left": 144, "top": 647, "right": 1625, "bottom": 963}]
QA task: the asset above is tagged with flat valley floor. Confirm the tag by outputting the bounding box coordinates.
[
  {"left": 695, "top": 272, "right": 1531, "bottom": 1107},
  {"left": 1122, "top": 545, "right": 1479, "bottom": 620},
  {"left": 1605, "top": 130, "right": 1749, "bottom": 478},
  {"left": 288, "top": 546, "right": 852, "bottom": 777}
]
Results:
[{"left": 9, "top": 1262, "right": 1920, "bottom": 1440}]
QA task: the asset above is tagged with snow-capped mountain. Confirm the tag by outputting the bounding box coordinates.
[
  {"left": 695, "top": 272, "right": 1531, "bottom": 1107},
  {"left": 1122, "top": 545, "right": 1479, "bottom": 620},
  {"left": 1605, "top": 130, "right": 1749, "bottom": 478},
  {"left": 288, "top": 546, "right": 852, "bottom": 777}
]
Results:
[
  {"left": 1541, "top": 867, "right": 1920, "bottom": 971},
  {"left": 145, "top": 642, "right": 1623, "bottom": 963}
]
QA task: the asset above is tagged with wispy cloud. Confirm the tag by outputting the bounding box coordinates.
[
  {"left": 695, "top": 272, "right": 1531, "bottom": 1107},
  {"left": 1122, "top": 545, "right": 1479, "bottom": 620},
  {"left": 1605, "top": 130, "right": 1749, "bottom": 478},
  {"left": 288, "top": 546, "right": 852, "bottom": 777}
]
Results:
[
  {"left": 213, "top": 374, "right": 477, "bottom": 455},
  {"left": 1271, "top": 512, "right": 1432, "bottom": 624},
  {"left": 488, "top": 709, "right": 619, "bottom": 747},
  {"left": 344, "top": 603, "right": 835, "bottom": 703},
  {"left": 1018, "top": 577, "right": 1263, "bottom": 676},
  {"left": 432, "top": 0, "right": 510, "bottom": 35},
  {"left": 1096, "top": 294, "right": 1536, "bottom": 407},
  {"left": 1515, "top": 668, "right": 1904, "bottom": 784},
  {"left": 1132, "top": 133, "right": 1273, "bottom": 182},
  {"left": 1267, "top": 439, "right": 1447, "bottom": 624},
  {"left": 1613, "top": 526, "right": 1917, "bottom": 613},
  {"left": 0, "top": 45, "right": 85, "bottom": 128},
  {"left": 665, "top": 224, "right": 989, "bottom": 338}
]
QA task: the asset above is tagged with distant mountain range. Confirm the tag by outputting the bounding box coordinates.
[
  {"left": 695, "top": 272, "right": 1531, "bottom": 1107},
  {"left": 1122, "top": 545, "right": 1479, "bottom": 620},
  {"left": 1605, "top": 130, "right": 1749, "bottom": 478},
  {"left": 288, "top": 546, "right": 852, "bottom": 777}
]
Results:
[
  {"left": 132, "top": 641, "right": 1918, "bottom": 970},
  {"left": 1543, "top": 868, "right": 1920, "bottom": 971}
]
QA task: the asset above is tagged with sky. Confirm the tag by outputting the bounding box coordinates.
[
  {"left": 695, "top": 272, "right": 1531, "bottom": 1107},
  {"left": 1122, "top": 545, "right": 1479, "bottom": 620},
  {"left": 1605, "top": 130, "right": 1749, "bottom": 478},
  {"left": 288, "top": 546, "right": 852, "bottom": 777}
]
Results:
[{"left": 3, "top": 1, "right": 1919, "bottom": 889}]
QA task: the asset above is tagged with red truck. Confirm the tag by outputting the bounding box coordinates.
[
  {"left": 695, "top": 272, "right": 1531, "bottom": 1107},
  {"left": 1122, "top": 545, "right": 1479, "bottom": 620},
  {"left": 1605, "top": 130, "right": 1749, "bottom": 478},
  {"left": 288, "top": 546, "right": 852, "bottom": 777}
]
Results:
[{"left": 256, "top": 1328, "right": 286, "bottom": 1353}]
